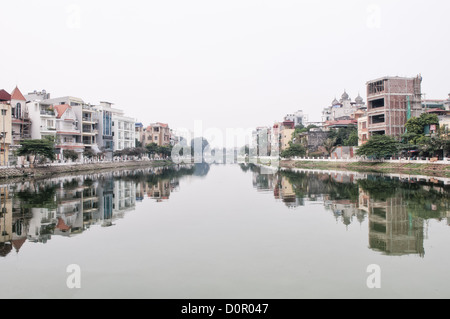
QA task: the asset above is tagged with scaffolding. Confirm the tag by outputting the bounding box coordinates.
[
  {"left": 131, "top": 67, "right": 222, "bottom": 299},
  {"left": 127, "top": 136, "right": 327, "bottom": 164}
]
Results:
[{"left": 367, "top": 75, "right": 422, "bottom": 138}]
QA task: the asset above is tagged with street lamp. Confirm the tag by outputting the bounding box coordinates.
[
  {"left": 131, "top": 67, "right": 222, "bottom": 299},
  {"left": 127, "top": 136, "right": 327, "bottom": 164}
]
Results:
[{"left": 1, "top": 108, "right": 7, "bottom": 167}]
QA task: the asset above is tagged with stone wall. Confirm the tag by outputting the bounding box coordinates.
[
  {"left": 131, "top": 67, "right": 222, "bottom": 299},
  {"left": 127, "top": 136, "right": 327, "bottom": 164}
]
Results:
[
  {"left": 0, "top": 160, "right": 172, "bottom": 180},
  {"left": 307, "top": 131, "right": 329, "bottom": 153}
]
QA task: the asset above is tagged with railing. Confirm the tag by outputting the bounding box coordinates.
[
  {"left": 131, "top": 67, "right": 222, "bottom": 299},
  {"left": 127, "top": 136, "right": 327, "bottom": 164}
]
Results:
[
  {"left": 40, "top": 126, "right": 56, "bottom": 131},
  {"left": 281, "top": 156, "right": 450, "bottom": 165},
  {"left": 40, "top": 110, "right": 55, "bottom": 116},
  {"left": 82, "top": 117, "right": 97, "bottom": 123},
  {"left": 82, "top": 129, "right": 98, "bottom": 134}
]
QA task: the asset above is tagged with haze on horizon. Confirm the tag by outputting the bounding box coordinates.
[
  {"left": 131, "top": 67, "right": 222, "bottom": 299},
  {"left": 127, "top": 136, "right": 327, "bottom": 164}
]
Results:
[{"left": 1, "top": 0, "right": 449, "bottom": 147}]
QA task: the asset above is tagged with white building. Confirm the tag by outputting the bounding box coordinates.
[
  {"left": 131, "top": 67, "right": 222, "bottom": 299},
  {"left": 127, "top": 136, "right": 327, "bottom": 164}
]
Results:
[
  {"left": 444, "top": 94, "right": 450, "bottom": 111},
  {"left": 54, "top": 104, "right": 84, "bottom": 160},
  {"left": 322, "top": 91, "right": 366, "bottom": 123},
  {"left": 112, "top": 109, "right": 135, "bottom": 151},
  {"left": 113, "top": 180, "right": 136, "bottom": 216},
  {"left": 284, "top": 110, "right": 309, "bottom": 127},
  {"left": 41, "top": 96, "right": 100, "bottom": 153},
  {"left": 25, "top": 93, "right": 57, "bottom": 141},
  {"left": 94, "top": 102, "right": 114, "bottom": 157}
]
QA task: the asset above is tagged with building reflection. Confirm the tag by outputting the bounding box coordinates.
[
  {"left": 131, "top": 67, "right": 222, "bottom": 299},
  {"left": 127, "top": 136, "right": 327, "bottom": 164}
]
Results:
[
  {"left": 243, "top": 164, "right": 450, "bottom": 257},
  {"left": 0, "top": 164, "right": 199, "bottom": 257}
]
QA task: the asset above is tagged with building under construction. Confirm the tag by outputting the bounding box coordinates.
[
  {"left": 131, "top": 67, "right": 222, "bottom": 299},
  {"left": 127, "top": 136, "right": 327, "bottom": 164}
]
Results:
[{"left": 366, "top": 75, "right": 423, "bottom": 138}]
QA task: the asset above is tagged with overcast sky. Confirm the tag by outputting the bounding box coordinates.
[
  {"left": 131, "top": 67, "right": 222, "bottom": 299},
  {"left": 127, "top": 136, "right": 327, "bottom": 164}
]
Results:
[{"left": 1, "top": 0, "right": 449, "bottom": 146}]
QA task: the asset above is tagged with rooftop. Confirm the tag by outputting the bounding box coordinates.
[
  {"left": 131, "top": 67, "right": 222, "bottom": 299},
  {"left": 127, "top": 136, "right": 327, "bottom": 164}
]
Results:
[
  {"left": 0, "top": 89, "right": 11, "bottom": 102},
  {"left": 11, "top": 86, "right": 26, "bottom": 101},
  {"left": 54, "top": 104, "right": 70, "bottom": 118}
]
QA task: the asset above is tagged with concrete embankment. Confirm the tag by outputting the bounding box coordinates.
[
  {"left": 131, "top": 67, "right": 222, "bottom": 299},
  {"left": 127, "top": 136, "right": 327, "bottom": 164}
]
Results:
[
  {"left": 280, "top": 160, "right": 450, "bottom": 177},
  {"left": 0, "top": 160, "right": 174, "bottom": 180}
]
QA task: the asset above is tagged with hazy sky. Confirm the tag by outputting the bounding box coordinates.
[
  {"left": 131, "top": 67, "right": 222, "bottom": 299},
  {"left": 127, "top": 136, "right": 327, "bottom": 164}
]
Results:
[{"left": 1, "top": 0, "right": 449, "bottom": 146}]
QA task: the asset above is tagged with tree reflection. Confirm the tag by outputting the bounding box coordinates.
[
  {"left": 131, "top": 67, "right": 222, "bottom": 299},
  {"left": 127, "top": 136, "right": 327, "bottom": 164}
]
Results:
[{"left": 249, "top": 166, "right": 450, "bottom": 257}]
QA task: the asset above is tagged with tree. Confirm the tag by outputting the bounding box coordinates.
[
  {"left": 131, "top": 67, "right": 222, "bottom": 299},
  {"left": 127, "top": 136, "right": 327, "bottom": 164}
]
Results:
[
  {"left": 63, "top": 150, "right": 79, "bottom": 162},
  {"left": 356, "top": 135, "right": 400, "bottom": 160},
  {"left": 146, "top": 143, "right": 159, "bottom": 156},
  {"left": 158, "top": 145, "right": 173, "bottom": 158},
  {"left": 344, "top": 130, "right": 359, "bottom": 146},
  {"left": 135, "top": 139, "right": 143, "bottom": 148},
  {"left": 294, "top": 124, "right": 318, "bottom": 135},
  {"left": 404, "top": 113, "right": 439, "bottom": 144},
  {"left": 417, "top": 136, "right": 444, "bottom": 158},
  {"left": 323, "top": 138, "right": 337, "bottom": 157},
  {"left": 281, "top": 144, "right": 306, "bottom": 158},
  {"left": 83, "top": 148, "right": 96, "bottom": 159},
  {"left": 16, "top": 139, "right": 56, "bottom": 164},
  {"left": 328, "top": 126, "right": 358, "bottom": 146},
  {"left": 240, "top": 145, "right": 250, "bottom": 156},
  {"left": 132, "top": 147, "right": 148, "bottom": 158}
]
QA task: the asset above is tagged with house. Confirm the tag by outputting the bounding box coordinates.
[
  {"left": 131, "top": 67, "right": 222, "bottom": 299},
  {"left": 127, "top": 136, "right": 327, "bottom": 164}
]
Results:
[
  {"left": 0, "top": 98, "right": 12, "bottom": 166},
  {"left": 40, "top": 96, "right": 100, "bottom": 153},
  {"left": 142, "top": 123, "right": 170, "bottom": 147},
  {"left": 54, "top": 104, "right": 84, "bottom": 160},
  {"left": 25, "top": 92, "right": 57, "bottom": 141},
  {"left": 10, "top": 87, "right": 32, "bottom": 151}
]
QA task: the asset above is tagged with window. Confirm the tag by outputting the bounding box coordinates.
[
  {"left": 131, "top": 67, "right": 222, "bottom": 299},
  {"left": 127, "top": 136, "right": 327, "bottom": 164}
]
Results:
[
  {"left": 369, "top": 98, "right": 385, "bottom": 109},
  {"left": 103, "top": 111, "right": 112, "bottom": 136},
  {"left": 371, "top": 114, "right": 385, "bottom": 124},
  {"left": 15, "top": 103, "right": 21, "bottom": 119},
  {"left": 154, "top": 136, "right": 158, "bottom": 141}
]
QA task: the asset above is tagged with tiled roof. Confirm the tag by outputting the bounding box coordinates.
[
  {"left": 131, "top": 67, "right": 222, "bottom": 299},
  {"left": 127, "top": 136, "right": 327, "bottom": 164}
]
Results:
[
  {"left": 426, "top": 108, "right": 448, "bottom": 114},
  {"left": 12, "top": 238, "right": 27, "bottom": 252},
  {"left": 10, "top": 86, "right": 26, "bottom": 101},
  {"left": 54, "top": 104, "right": 70, "bottom": 118},
  {"left": 0, "top": 89, "right": 11, "bottom": 101},
  {"left": 56, "top": 217, "right": 71, "bottom": 231}
]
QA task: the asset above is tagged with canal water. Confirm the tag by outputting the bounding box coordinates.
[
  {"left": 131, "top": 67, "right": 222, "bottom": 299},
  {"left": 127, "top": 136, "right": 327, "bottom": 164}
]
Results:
[{"left": 0, "top": 163, "right": 449, "bottom": 299}]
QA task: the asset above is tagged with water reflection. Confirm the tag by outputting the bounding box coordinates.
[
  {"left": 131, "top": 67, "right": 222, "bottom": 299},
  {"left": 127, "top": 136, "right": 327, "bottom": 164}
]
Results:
[
  {"left": 242, "top": 163, "right": 450, "bottom": 257},
  {"left": 0, "top": 164, "right": 208, "bottom": 256}
]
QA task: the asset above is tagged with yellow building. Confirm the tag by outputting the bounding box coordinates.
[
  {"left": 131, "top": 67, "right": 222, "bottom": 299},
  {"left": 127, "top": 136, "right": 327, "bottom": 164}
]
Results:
[
  {"left": 0, "top": 103, "right": 12, "bottom": 166},
  {"left": 277, "top": 120, "right": 296, "bottom": 152},
  {"left": 0, "top": 187, "right": 13, "bottom": 257},
  {"left": 280, "top": 128, "right": 295, "bottom": 151}
]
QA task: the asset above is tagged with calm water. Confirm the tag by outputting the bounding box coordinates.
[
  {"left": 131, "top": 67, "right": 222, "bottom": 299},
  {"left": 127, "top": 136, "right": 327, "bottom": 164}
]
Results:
[{"left": 0, "top": 163, "right": 449, "bottom": 299}]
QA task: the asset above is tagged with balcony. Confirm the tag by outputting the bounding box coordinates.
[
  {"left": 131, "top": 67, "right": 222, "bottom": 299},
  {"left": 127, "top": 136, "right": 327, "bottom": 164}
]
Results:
[
  {"left": 40, "top": 126, "right": 57, "bottom": 133},
  {"left": 82, "top": 117, "right": 98, "bottom": 124},
  {"left": 82, "top": 138, "right": 96, "bottom": 145},
  {"left": 82, "top": 129, "right": 99, "bottom": 135},
  {"left": 82, "top": 105, "right": 95, "bottom": 112},
  {"left": 40, "top": 110, "right": 56, "bottom": 116}
]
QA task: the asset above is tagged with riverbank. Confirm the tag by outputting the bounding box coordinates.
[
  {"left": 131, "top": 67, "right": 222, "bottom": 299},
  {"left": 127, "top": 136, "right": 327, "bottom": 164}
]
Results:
[
  {"left": 0, "top": 160, "right": 175, "bottom": 181},
  {"left": 280, "top": 159, "right": 450, "bottom": 177}
]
